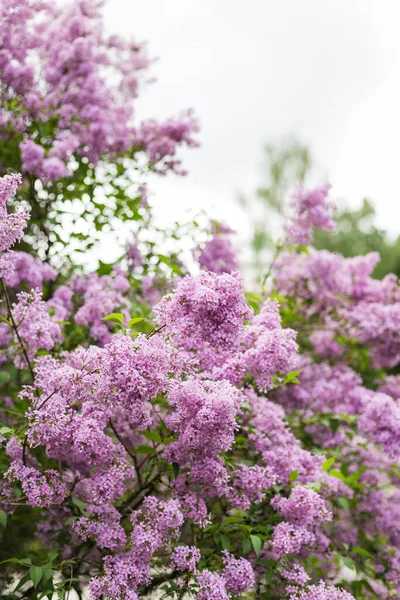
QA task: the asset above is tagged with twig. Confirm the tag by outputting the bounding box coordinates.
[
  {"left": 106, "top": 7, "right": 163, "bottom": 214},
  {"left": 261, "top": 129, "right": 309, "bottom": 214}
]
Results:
[
  {"left": 261, "top": 243, "right": 282, "bottom": 287},
  {"left": 1, "top": 278, "right": 35, "bottom": 382},
  {"left": 1, "top": 278, "right": 38, "bottom": 465},
  {"left": 109, "top": 420, "right": 143, "bottom": 486},
  {"left": 146, "top": 324, "right": 166, "bottom": 339}
]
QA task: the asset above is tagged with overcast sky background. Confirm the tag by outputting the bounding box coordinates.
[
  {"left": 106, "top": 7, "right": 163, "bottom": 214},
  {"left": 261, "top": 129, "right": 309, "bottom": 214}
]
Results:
[{"left": 100, "top": 0, "right": 400, "bottom": 239}]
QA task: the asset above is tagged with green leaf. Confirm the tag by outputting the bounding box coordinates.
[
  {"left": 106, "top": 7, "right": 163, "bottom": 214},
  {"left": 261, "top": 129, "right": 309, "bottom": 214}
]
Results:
[
  {"left": 30, "top": 566, "right": 43, "bottom": 588},
  {"left": 101, "top": 313, "right": 125, "bottom": 324},
  {"left": 220, "top": 535, "right": 232, "bottom": 551},
  {"left": 328, "top": 470, "right": 347, "bottom": 482},
  {"left": 352, "top": 546, "right": 373, "bottom": 559},
  {"left": 322, "top": 457, "right": 335, "bottom": 471},
  {"left": 341, "top": 556, "right": 356, "bottom": 572},
  {"left": 346, "top": 466, "right": 368, "bottom": 485},
  {"left": 289, "top": 470, "right": 298, "bottom": 482},
  {"left": 305, "top": 481, "right": 322, "bottom": 491},
  {"left": 338, "top": 497, "right": 351, "bottom": 513},
  {"left": 172, "top": 463, "right": 180, "bottom": 479},
  {"left": 250, "top": 535, "right": 263, "bottom": 556},
  {"left": 245, "top": 291, "right": 263, "bottom": 302},
  {"left": 223, "top": 516, "right": 245, "bottom": 525},
  {"left": 97, "top": 260, "right": 113, "bottom": 276},
  {"left": 163, "top": 437, "right": 175, "bottom": 445},
  {"left": 1, "top": 557, "right": 32, "bottom": 566},
  {"left": 14, "top": 573, "right": 31, "bottom": 593},
  {"left": 48, "top": 551, "right": 59, "bottom": 563},
  {"left": 283, "top": 370, "right": 302, "bottom": 385},
  {"left": 128, "top": 317, "right": 146, "bottom": 328},
  {"left": 134, "top": 445, "right": 156, "bottom": 454},
  {"left": 42, "top": 569, "right": 53, "bottom": 586},
  {"left": 0, "top": 509, "right": 7, "bottom": 528},
  {"left": 242, "top": 538, "right": 252, "bottom": 554},
  {"left": 71, "top": 497, "right": 86, "bottom": 512},
  {"left": 139, "top": 430, "right": 162, "bottom": 443}
]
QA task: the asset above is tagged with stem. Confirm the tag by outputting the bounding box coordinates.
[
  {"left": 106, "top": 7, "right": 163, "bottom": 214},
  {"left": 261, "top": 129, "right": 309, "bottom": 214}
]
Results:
[
  {"left": 261, "top": 243, "right": 282, "bottom": 287},
  {"left": 1, "top": 278, "right": 38, "bottom": 466},
  {"left": 146, "top": 324, "right": 166, "bottom": 339},
  {"left": 109, "top": 420, "right": 143, "bottom": 486},
  {"left": 1, "top": 278, "right": 35, "bottom": 382},
  {"left": 121, "top": 476, "right": 158, "bottom": 514},
  {"left": 35, "top": 387, "right": 61, "bottom": 411}
]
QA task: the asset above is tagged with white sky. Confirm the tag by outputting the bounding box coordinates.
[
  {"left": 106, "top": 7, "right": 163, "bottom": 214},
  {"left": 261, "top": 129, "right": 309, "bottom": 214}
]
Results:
[{"left": 98, "top": 0, "right": 400, "bottom": 239}]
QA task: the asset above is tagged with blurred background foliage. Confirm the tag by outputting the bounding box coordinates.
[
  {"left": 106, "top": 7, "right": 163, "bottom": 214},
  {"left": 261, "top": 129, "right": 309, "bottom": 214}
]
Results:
[{"left": 241, "top": 138, "right": 400, "bottom": 281}]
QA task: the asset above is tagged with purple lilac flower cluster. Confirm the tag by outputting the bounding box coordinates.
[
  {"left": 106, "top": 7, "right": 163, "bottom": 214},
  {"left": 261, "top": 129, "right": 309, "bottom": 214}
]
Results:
[
  {"left": 6, "top": 166, "right": 400, "bottom": 600},
  {"left": 0, "top": 0, "right": 198, "bottom": 180}
]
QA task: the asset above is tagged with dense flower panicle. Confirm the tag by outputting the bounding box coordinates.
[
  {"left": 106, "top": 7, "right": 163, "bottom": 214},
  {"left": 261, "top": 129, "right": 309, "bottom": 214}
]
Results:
[
  {"left": 154, "top": 271, "right": 252, "bottom": 368},
  {"left": 197, "top": 570, "right": 229, "bottom": 600},
  {"left": 272, "top": 522, "right": 316, "bottom": 557},
  {"left": 0, "top": 479, "right": 15, "bottom": 515},
  {"left": 6, "top": 463, "right": 67, "bottom": 507},
  {"left": 285, "top": 184, "right": 336, "bottom": 245},
  {"left": 131, "top": 496, "right": 184, "bottom": 542},
  {"left": 0, "top": 253, "right": 15, "bottom": 281},
  {"left": 275, "top": 356, "right": 400, "bottom": 458},
  {"left": 0, "top": 173, "right": 29, "bottom": 263},
  {"left": 358, "top": 392, "right": 400, "bottom": 457},
  {"left": 72, "top": 503, "right": 127, "bottom": 551},
  {"left": 228, "top": 463, "right": 277, "bottom": 509},
  {"left": 90, "top": 550, "right": 149, "bottom": 600},
  {"left": 212, "top": 299, "right": 297, "bottom": 391},
  {"left": 242, "top": 300, "right": 298, "bottom": 391},
  {"left": 103, "top": 333, "right": 191, "bottom": 426},
  {"left": 272, "top": 488, "right": 332, "bottom": 559},
  {"left": 289, "top": 582, "right": 356, "bottom": 600},
  {"left": 246, "top": 390, "right": 323, "bottom": 485},
  {"left": 176, "top": 491, "right": 209, "bottom": 527},
  {"left": 274, "top": 246, "right": 400, "bottom": 372},
  {"left": 4, "top": 251, "right": 56, "bottom": 289},
  {"left": 174, "top": 456, "right": 230, "bottom": 501},
  {"left": 271, "top": 486, "right": 332, "bottom": 526},
  {"left": 221, "top": 551, "right": 255, "bottom": 594},
  {"left": 0, "top": 173, "right": 22, "bottom": 205},
  {"left": 79, "top": 458, "right": 135, "bottom": 504},
  {"left": 165, "top": 378, "right": 244, "bottom": 463},
  {"left": 26, "top": 332, "right": 188, "bottom": 466},
  {"left": 378, "top": 375, "right": 400, "bottom": 399},
  {"left": 341, "top": 301, "right": 400, "bottom": 368},
  {"left": 273, "top": 249, "right": 391, "bottom": 314},
  {"left": 274, "top": 357, "right": 362, "bottom": 415},
  {"left": 198, "top": 223, "right": 239, "bottom": 274},
  {"left": 46, "top": 284, "right": 74, "bottom": 320},
  {"left": 281, "top": 563, "right": 310, "bottom": 586},
  {"left": 11, "top": 288, "right": 63, "bottom": 362},
  {"left": 90, "top": 497, "right": 184, "bottom": 600},
  {"left": 134, "top": 110, "right": 200, "bottom": 174},
  {"left": 170, "top": 545, "right": 201, "bottom": 572}
]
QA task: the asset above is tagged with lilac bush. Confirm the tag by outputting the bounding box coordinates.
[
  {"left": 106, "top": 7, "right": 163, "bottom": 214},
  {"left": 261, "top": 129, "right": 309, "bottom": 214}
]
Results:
[{"left": 1, "top": 3, "right": 400, "bottom": 600}]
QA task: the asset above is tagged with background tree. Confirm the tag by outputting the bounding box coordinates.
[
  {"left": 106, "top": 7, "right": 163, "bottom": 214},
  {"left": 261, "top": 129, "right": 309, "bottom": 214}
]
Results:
[{"left": 241, "top": 137, "right": 400, "bottom": 280}]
